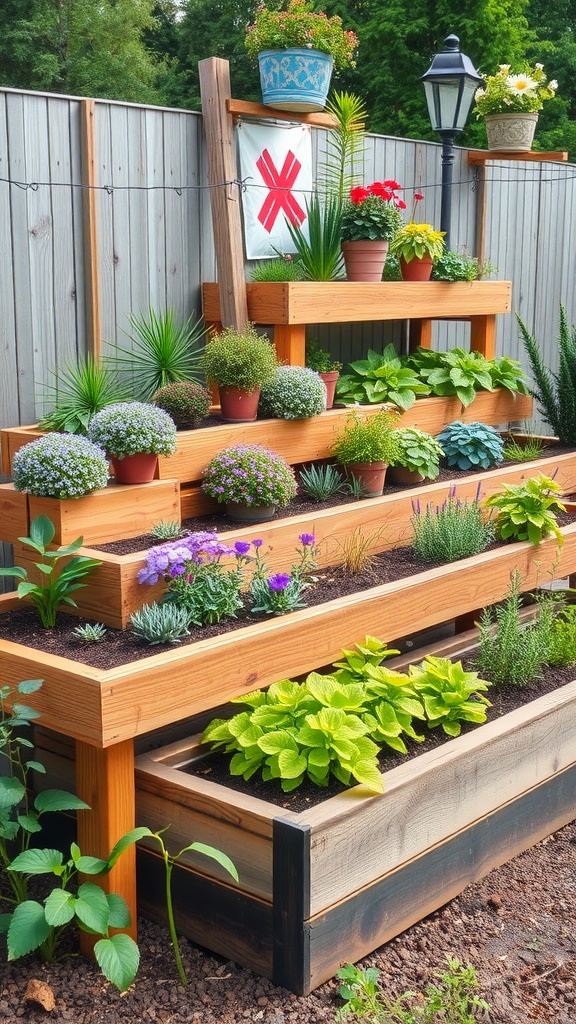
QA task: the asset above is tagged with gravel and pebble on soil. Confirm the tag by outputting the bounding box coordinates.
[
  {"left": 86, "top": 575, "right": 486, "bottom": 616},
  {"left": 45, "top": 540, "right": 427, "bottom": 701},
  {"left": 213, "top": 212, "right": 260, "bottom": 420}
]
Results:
[{"left": 1, "top": 819, "right": 575, "bottom": 1023}]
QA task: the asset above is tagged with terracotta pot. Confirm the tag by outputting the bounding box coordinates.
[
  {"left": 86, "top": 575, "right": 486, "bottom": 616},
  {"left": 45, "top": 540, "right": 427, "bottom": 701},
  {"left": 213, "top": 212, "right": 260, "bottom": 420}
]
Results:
[
  {"left": 341, "top": 240, "right": 389, "bottom": 282},
  {"left": 225, "top": 502, "right": 276, "bottom": 522},
  {"left": 400, "top": 256, "right": 434, "bottom": 282},
  {"left": 484, "top": 112, "right": 538, "bottom": 153},
  {"left": 387, "top": 465, "right": 426, "bottom": 486},
  {"left": 219, "top": 385, "right": 260, "bottom": 423},
  {"left": 318, "top": 371, "right": 339, "bottom": 410},
  {"left": 110, "top": 452, "right": 158, "bottom": 484},
  {"left": 345, "top": 460, "right": 387, "bottom": 497}
]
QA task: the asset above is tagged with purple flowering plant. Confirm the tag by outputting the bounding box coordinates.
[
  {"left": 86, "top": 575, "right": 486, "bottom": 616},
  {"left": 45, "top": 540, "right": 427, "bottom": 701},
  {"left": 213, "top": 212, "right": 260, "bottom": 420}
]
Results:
[
  {"left": 138, "top": 531, "right": 318, "bottom": 622},
  {"left": 201, "top": 445, "right": 297, "bottom": 509}
]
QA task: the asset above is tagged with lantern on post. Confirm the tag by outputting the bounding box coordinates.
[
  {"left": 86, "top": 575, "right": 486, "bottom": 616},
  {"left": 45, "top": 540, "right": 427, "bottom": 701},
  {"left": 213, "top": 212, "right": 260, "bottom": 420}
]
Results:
[{"left": 420, "top": 35, "right": 482, "bottom": 249}]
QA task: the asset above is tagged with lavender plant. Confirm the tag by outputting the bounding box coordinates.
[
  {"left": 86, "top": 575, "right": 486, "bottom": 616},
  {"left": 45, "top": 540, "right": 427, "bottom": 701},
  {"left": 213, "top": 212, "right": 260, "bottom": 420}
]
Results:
[
  {"left": 410, "top": 486, "right": 494, "bottom": 563},
  {"left": 12, "top": 434, "right": 109, "bottom": 498}
]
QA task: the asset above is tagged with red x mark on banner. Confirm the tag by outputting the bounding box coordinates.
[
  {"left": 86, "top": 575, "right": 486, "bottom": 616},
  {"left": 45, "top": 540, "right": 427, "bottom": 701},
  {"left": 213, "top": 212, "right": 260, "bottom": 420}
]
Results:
[{"left": 256, "top": 148, "right": 306, "bottom": 233}]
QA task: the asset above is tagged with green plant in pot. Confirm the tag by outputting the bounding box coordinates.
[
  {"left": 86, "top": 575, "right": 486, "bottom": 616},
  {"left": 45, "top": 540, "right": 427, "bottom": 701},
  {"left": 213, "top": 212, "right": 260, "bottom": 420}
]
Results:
[
  {"left": 106, "top": 307, "right": 207, "bottom": 400},
  {"left": 201, "top": 444, "right": 297, "bottom": 521},
  {"left": 87, "top": 401, "right": 177, "bottom": 484},
  {"left": 388, "top": 427, "right": 444, "bottom": 483},
  {"left": 389, "top": 193, "right": 445, "bottom": 281},
  {"left": 286, "top": 192, "right": 345, "bottom": 281},
  {"left": 332, "top": 409, "right": 400, "bottom": 497},
  {"left": 340, "top": 180, "right": 404, "bottom": 282},
  {"left": 305, "top": 339, "right": 343, "bottom": 409},
  {"left": 202, "top": 324, "right": 278, "bottom": 422}
]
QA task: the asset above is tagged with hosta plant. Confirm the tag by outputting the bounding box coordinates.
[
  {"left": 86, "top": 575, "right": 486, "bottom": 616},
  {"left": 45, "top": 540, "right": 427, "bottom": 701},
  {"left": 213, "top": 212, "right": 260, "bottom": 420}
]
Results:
[
  {"left": 436, "top": 420, "right": 504, "bottom": 471},
  {"left": 488, "top": 355, "right": 528, "bottom": 394},
  {"left": 0, "top": 515, "right": 102, "bottom": 628},
  {"left": 203, "top": 674, "right": 384, "bottom": 793},
  {"left": 483, "top": 473, "right": 566, "bottom": 546},
  {"left": 391, "top": 427, "right": 444, "bottom": 479},
  {"left": 408, "top": 656, "right": 491, "bottom": 736},
  {"left": 12, "top": 433, "right": 109, "bottom": 499},
  {"left": 336, "top": 345, "right": 430, "bottom": 408},
  {"left": 409, "top": 347, "right": 494, "bottom": 407}
]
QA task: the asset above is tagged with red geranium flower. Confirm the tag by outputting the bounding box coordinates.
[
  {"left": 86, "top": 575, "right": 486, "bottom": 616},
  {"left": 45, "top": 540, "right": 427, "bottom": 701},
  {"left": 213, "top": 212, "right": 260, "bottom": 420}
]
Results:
[{"left": 350, "top": 186, "right": 370, "bottom": 204}]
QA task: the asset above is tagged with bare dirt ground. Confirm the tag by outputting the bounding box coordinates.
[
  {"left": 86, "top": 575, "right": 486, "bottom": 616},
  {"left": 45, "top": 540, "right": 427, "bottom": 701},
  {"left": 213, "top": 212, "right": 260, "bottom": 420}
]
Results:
[{"left": 2, "top": 818, "right": 575, "bottom": 1023}]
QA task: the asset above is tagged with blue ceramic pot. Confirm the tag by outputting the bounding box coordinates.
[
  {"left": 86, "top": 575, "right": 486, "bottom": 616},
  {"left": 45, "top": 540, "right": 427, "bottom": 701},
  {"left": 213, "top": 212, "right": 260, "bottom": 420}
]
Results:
[{"left": 258, "top": 48, "right": 333, "bottom": 112}]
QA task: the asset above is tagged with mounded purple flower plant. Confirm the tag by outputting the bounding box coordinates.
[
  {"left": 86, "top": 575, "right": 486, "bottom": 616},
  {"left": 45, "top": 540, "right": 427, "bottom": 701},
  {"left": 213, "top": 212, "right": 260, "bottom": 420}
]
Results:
[{"left": 268, "top": 573, "right": 291, "bottom": 592}]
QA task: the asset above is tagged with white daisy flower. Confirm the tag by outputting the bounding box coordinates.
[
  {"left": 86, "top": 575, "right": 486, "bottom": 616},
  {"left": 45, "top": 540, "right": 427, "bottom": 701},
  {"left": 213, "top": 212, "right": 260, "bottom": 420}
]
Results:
[
  {"left": 506, "top": 73, "right": 538, "bottom": 96},
  {"left": 549, "top": 80, "right": 558, "bottom": 91}
]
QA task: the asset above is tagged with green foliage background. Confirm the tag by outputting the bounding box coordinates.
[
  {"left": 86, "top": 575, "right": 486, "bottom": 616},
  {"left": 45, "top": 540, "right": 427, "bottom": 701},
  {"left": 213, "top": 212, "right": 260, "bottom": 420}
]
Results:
[{"left": 0, "top": 0, "right": 574, "bottom": 158}]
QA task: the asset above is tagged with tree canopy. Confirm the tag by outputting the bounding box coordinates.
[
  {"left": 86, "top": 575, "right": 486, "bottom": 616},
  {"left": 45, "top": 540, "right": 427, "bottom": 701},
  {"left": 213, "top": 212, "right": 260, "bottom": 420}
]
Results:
[{"left": 0, "top": 0, "right": 573, "bottom": 157}]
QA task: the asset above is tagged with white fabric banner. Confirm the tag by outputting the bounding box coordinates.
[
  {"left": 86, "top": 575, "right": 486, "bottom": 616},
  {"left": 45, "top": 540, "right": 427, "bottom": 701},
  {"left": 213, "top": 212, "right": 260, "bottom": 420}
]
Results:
[{"left": 237, "top": 120, "right": 312, "bottom": 260}]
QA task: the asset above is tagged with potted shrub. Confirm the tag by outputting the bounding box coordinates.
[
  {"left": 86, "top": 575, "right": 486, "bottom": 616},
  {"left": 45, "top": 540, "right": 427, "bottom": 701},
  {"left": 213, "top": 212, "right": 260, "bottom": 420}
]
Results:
[
  {"left": 340, "top": 180, "right": 405, "bottom": 282},
  {"left": 432, "top": 250, "right": 498, "bottom": 282},
  {"left": 201, "top": 444, "right": 297, "bottom": 521},
  {"left": 389, "top": 193, "right": 445, "bottom": 281},
  {"left": 473, "top": 62, "right": 557, "bottom": 152},
  {"left": 202, "top": 325, "right": 278, "bottom": 422},
  {"left": 153, "top": 381, "right": 211, "bottom": 430},
  {"left": 12, "top": 434, "right": 109, "bottom": 498},
  {"left": 259, "top": 365, "right": 326, "bottom": 419},
  {"left": 305, "top": 339, "right": 343, "bottom": 409},
  {"left": 87, "top": 401, "right": 177, "bottom": 484},
  {"left": 388, "top": 427, "right": 444, "bottom": 484},
  {"left": 332, "top": 410, "right": 400, "bottom": 496},
  {"left": 244, "top": 0, "right": 358, "bottom": 113}
]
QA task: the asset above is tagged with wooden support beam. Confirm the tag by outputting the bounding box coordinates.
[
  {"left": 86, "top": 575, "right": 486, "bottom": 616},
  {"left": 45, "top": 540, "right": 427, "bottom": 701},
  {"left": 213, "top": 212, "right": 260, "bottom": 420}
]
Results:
[
  {"left": 467, "top": 149, "right": 568, "bottom": 164},
  {"left": 470, "top": 314, "right": 496, "bottom": 359},
  {"left": 79, "top": 99, "right": 101, "bottom": 360},
  {"left": 273, "top": 324, "right": 306, "bottom": 366},
  {"left": 76, "top": 739, "right": 137, "bottom": 949},
  {"left": 227, "top": 98, "right": 336, "bottom": 129},
  {"left": 198, "top": 59, "right": 249, "bottom": 330}
]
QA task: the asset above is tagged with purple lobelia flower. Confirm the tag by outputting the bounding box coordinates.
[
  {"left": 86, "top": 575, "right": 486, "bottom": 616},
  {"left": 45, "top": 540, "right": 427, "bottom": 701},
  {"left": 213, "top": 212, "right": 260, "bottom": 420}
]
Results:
[{"left": 298, "top": 533, "right": 315, "bottom": 547}]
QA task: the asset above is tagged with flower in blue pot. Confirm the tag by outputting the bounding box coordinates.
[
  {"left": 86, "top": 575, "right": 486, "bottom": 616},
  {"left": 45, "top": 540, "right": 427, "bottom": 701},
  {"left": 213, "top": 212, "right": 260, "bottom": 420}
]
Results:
[{"left": 245, "top": 0, "right": 358, "bottom": 112}]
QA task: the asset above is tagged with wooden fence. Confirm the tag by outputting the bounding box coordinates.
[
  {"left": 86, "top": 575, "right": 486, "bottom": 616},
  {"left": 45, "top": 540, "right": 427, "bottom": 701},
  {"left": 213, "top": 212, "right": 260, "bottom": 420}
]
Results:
[{"left": 1, "top": 82, "right": 575, "bottom": 444}]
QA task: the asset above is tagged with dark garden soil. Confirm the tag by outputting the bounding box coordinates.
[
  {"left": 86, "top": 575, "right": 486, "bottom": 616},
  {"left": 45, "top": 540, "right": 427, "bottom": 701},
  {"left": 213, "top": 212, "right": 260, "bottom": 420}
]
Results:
[
  {"left": 0, "top": 531, "right": 558, "bottom": 671},
  {"left": 1, "top": 820, "right": 575, "bottom": 1023}
]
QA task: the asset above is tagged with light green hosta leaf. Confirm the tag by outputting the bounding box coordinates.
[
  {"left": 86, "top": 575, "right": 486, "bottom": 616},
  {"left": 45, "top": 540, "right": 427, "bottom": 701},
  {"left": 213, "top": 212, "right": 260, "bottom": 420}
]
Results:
[
  {"left": 9, "top": 848, "right": 64, "bottom": 875},
  {"left": 307, "top": 748, "right": 330, "bottom": 768},
  {"left": 95, "top": 933, "right": 140, "bottom": 991},
  {"left": 277, "top": 748, "right": 307, "bottom": 780},
  {"left": 8, "top": 901, "right": 50, "bottom": 959},
  {"left": 352, "top": 760, "right": 384, "bottom": 793},
  {"left": 44, "top": 889, "right": 76, "bottom": 927},
  {"left": 258, "top": 730, "right": 299, "bottom": 756}
]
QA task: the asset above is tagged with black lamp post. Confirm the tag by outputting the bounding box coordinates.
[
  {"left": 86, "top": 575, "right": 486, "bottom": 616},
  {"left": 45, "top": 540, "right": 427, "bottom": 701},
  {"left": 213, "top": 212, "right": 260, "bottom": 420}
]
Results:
[{"left": 420, "top": 35, "right": 482, "bottom": 250}]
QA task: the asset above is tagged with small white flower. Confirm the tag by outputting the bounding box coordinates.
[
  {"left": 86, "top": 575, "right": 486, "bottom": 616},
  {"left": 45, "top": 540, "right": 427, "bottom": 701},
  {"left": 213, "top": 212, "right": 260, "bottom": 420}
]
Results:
[
  {"left": 499, "top": 64, "right": 511, "bottom": 72},
  {"left": 549, "top": 80, "right": 558, "bottom": 91},
  {"left": 535, "top": 62, "right": 544, "bottom": 70}
]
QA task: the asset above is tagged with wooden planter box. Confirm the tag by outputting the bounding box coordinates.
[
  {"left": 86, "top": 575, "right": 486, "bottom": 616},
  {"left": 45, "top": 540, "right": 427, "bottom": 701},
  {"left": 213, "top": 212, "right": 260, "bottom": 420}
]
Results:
[
  {"left": 134, "top": 668, "right": 576, "bottom": 993},
  {"left": 4, "top": 522, "right": 576, "bottom": 966},
  {"left": 12, "top": 449, "right": 576, "bottom": 629},
  {"left": 2, "top": 480, "right": 180, "bottom": 548},
  {"left": 2, "top": 390, "right": 533, "bottom": 486}
]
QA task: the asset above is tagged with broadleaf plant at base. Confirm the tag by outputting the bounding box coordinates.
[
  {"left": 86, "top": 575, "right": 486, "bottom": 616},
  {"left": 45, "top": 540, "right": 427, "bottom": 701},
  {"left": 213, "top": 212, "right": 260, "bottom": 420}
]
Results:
[
  {"left": 336, "top": 345, "right": 430, "bottom": 408},
  {"left": 484, "top": 474, "right": 566, "bottom": 546}
]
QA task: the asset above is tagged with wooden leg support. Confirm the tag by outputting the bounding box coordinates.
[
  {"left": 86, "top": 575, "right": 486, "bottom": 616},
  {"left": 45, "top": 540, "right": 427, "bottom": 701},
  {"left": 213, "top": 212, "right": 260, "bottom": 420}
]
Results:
[
  {"left": 409, "top": 318, "right": 432, "bottom": 353},
  {"left": 470, "top": 314, "right": 496, "bottom": 360},
  {"left": 273, "top": 324, "right": 306, "bottom": 366},
  {"left": 76, "top": 740, "right": 137, "bottom": 950}
]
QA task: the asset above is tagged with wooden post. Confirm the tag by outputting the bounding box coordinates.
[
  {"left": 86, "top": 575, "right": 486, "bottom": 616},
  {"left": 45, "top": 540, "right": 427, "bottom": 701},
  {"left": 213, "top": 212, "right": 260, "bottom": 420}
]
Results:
[
  {"left": 198, "top": 58, "right": 249, "bottom": 330},
  {"left": 76, "top": 740, "right": 137, "bottom": 949},
  {"left": 470, "top": 314, "right": 496, "bottom": 359},
  {"left": 80, "top": 99, "right": 102, "bottom": 360}
]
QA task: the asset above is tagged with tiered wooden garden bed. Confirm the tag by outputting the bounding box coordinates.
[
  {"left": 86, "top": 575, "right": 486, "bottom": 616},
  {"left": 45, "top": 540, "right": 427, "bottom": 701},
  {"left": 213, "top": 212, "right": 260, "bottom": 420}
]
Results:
[{"left": 9, "top": 447, "right": 575, "bottom": 629}]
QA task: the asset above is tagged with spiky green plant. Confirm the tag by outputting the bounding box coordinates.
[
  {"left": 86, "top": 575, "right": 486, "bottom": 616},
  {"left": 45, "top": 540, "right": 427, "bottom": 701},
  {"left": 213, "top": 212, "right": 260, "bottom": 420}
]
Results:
[
  {"left": 517, "top": 305, "right": 576, "bottom": 443},
  {"left": 38, "top": 355, "right": 130, "bottom": 434},
  {"left": 318, "top": 91, "right": 367, "bottom": 201},
  {"left": 107, "top": 308, "right": 207, "bottom": 399},
  {"left": 286, "top": 193, "right": 345, "bottom": 281}
]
